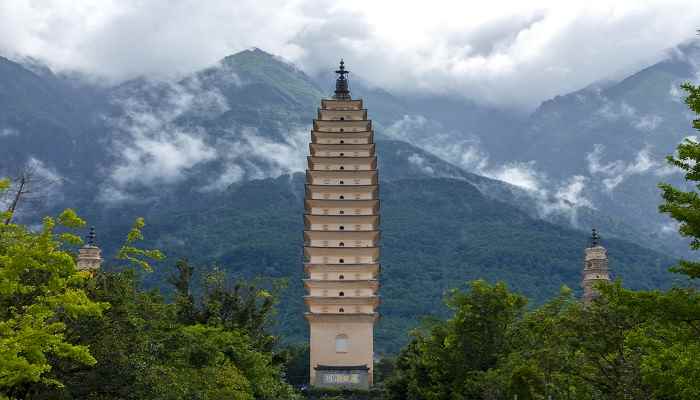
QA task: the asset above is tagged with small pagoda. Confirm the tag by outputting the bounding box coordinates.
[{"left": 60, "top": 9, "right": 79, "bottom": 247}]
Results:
[
  {"left": 77, "top": 227, "right": 102, "bottom": 275},
  {"left": 303, "top": 60, "right": 380, "bottom": 389},
  {"left": 582, "top": 229, "right": 611, "bottom": 304}
]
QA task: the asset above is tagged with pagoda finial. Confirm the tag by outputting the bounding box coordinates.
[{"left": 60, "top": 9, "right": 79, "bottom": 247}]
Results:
[
  {"left": 333, "top": 59, "right": 351, "bottom": 100},
  {"left": 590, "top": 228, "right": 600, "bottom": 247},
  {"left": 87, "top": 226, "right": 96, "bottom": 246}
]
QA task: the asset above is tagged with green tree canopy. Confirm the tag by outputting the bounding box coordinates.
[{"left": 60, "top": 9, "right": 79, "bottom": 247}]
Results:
[{"left": 0, "top": 191, "right": 107, "bottom": 397}]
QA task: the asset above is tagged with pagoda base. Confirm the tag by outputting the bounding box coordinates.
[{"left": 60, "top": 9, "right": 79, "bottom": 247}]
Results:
[{"left": 313, "top": 365, "right": 370, "bottom": 390}]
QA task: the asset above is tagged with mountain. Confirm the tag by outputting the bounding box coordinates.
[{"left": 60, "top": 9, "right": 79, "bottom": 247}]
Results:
[
  {"left": 0, "top": 56, "right": 108, "bottom": 177},
  {"left": 512, "top": 42, "right": 700, "bottom": 257},
  {"left": 84, "top": 174, "right": 675, "bottom": 353},
  {"left": 0, "top": 48, "right": 673, "bottom": 250},
  {"left": 0, "top": 47, "right": 688, "bottom": 352},
  {"left": 369, "top": 42, "right": 700, "bottom": 258}
]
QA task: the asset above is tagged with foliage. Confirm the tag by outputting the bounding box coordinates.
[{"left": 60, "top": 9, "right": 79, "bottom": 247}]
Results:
[
  {"left": 116, "top": 217, "right": 164, "bottom": 271},
  {"left": 659, "top": 82, "right": 700, "bottom": 278},
  {"left": 0, "top": 202, "right": 107, "bottom": 398},
  {"left": 384, "top": 280, "right": 527, "bottom": 399},
  {"left": 0, "top": 182, "right": 297, "bottom": 399},
  {"left": 382, "top": 82, "right": 700, "bottom": 400},
  {"left": 26, "top": 259, "right": 298, "bottom": 399},
  {"left": 279, "top": 343, "right": 310, "bottom": 388}
]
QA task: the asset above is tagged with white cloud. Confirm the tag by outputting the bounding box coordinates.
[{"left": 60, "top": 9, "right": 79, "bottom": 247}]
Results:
[
  {"left": 201, "top": 164, "right": 245, "bottom": 192},
  {"left": 489, "top": 162, "right": 543, "bottom": 192},
  {"left": 385, "top": 114, "right": 594, "bottom": 223},
  {"left": 596, "top": 99, "right": 665, "bottom": 132},
  {"left": 384, "top": 114, "right": 489, "bottom": 172},
  {"left": 105, "top": 79, "right": 222, "bottom": 190},
  {"left": 100, "top": 69, "right": 310, "bottom": 201},
  {"left": 112, "top": 130, "right": 216, "bottom": 186},
  {"left": 660, "top": 221, "right": 679, "bottom": 235},
  {"left": 26, "top": 157, "right": 63, "bottom": 185},
  {"left": 586, "top": 144, "right": 663, "bottom": 191},
  {"left": 484, "top": 163, "right": 594, "bottom": 225},
  {"left": 634, "top": 114, "right": 663, "bottom": 131},
  {"left": 1, "top": 1, "right": 698, "bottom": 107},
  {"left": 0, "top": 128, "right": 18, "bottom": 137},
  {"left": 407, "top": 153, "right": 435, "bottom": 176},
  {"left": 208, "top": 126, "right": 309, "bottom": 187}
]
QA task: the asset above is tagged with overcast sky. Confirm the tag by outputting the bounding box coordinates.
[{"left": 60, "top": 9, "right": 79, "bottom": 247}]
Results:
[{"left": 1, "top": 0, "right": 699, "bottom": 107}]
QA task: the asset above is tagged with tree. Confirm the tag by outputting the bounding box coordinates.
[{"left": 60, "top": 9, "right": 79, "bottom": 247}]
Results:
[
  {"left": 198, "top": 268, "right": 282, "bottom": 353},
  {"left": 2, "top": 162, "right": 59, "bottom": 225},
  {"left": 0, "top": 180, "right": 107, "bottom": 398},
  {"left": 26, "top": 256, "right": 299, "bottom": 399},
  {"left": 279, "top": 343, "right": 310, "bottom": 388},
  {"left": 168, "top": 258, "right": 196, "bottom": 324},
  {"left": 619, "top": 80, "right": 700, "bottom": 399},
  {"left": 383, "top": 280, "right": 527, "bottom": 400},
  {"left": 658, "top": 82, "right": 700, "bottom": 278}
]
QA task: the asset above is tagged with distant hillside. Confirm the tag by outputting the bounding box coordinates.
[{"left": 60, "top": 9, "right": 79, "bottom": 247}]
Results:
[{"left": 85, "top": 174, "right": 676, "bottom": 353}]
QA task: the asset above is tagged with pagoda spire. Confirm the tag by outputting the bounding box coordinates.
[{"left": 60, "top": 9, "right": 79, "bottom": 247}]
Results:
[
  {"left": 87, "top": 226, "right": 96, "bottom": 246},
  {"left": 333, "top": 59, "right": 351, "bottom": 100},
  {"left": 590, "top": 228, "right": 600, "bottom": 247},
  {"left": 581, "top": 228, "right": 610, "bottom": 304}
]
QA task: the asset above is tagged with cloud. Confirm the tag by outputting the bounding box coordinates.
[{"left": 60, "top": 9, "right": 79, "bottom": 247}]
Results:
[
  {"left": 596, "top": 99, "right": 665, "bottom": 132},
  {"left": 634, "top": 114, "right": 663, "bottom": 131},
  {"left": 201, "top": 164, "right": 245, "bottom": 192},
  {"left": 586, "top": 144, "right": 664, "bottom": 191},
  {"left": 202, "top": 126, "right": 309, "bottom": 190},
  {"left": 407, "top": 154, "right": 436, "bottom": 176},
  {"left": 384, "top": 115, "right": 489, "bottom": 172},
  {"left": 1, "top": 1, "right": 699, "bottom": 107},
  {"left": 0, "top": 127, "right": 18, "bottom": 137},
  {"left": 100, "top": 70, "right": 310, "bottom": 201},
  {"left": 660, "top": 221, "right": 680, "bottom": 236},
  {"left": 488, "top": 162, "right": 543, "bottom": 192},
  {"left": 385, "top": 114, "right": 594, "bottom": 224},
  {"left": 483, "top": 162, "right": 594, "bottom": 225},
  {"left": 105, "top": 78, "right": 222, "bottom": 191},
  {"left": 25, "top": 157, "right": 63, "bottom": 184}
]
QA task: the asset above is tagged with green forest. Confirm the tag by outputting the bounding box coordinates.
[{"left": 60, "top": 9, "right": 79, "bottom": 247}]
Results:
[{"left": 2, "top": 84, "right": 700, "bottom": 400}]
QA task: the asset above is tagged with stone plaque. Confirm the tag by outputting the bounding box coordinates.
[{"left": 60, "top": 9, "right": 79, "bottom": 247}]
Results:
[{"left": 314, "top": 365, "right": 369, "bottom": 390}]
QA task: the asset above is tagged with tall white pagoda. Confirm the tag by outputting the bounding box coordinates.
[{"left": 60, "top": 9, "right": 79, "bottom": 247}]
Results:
[{"left": 303, "top": 60, "right": 380, "bottom": 389}]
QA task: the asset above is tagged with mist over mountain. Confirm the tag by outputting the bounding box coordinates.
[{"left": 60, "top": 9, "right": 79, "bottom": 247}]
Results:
[{"left": 0, "top": 43, "right": 694, "bottom": 350}]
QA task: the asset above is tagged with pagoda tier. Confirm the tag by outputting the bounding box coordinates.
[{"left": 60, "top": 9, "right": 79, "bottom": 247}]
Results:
[
  {"left": 304, "top": 215, "right": 379, "bottom": 231},
  {"left": 304, "top": 279, "right": 379, "bottom": 291},
  {"left": 304, "top": 231, "right": 380, "bottom": 246},
  {"left": 307, "top": 157, "right": 377, "bottom": 171},
  {"left": 304, "top": 263, "right": 380, "bottom": 279},
  {"left": 318, "top": 108, "right": 368, "bottom": 120},
  {"left": 305, "top": 62, "right": 379, "bottom": 389},
  {"left": 320, "top": 98, "right": 363, "bottom": 110},
  {"left": 306, "top": 171, "right": 378, "bottom": 186},
  {"left": 305, "top": 185, "right": 378, "bottom": 200},
  {"left": 314, "top": 119, "right": 372, "bottom": 132},
  {"left": 305, "top": 296, "right": 380, "bottom": 314},
  {"left": 304, "top": 247, "right": 379, "bottom": 265},
  {"left": 305, "top": 199, "right": 380, "bottom": 215},
  {"left": 311, "top": 131, "right": 373, "bottom": 145},
  {"left": 310, "top": 143, "right": 375, "bottom": 157}
]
